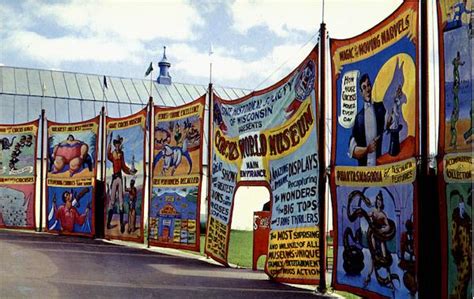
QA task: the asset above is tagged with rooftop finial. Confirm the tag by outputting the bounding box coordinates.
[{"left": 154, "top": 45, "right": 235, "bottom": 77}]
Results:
[{"left": 157, "top": 46, "right": 171, "bottom": 85}]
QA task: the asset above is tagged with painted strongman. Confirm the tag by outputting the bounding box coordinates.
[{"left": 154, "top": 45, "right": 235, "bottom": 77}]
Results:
[
  {"left": 107, "top": 133, "right": 137, "bottom": 233},
  {"left": 51, "top": 134, "right": 91, "bottom": 176}
]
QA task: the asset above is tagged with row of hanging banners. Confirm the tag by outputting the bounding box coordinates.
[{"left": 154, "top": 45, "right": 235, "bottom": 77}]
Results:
[
  {"left": 0, "top": 1, "right": 472, "bottom": 298},
  {"left": 0, "top": 97, "right": 206, "bottom": 249},
  {"left": 44, "top": 97, "right": 206, "bottom": 249}
]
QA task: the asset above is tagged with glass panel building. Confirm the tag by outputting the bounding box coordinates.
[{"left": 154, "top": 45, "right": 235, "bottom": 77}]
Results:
[{"left": 0, "top": 66, "right": 250, "bottom": 163}]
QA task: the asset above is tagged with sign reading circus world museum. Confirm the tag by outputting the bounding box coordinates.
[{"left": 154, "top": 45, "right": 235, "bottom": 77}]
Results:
[{"left": 206, "top": 47, "right": 321, "bottom": 284}]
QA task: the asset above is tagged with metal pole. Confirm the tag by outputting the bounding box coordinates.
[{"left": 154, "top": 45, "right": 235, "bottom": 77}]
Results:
[
  {"left": 419, "top": 1, "right": 440, "bottom": 298},
  {"left": 150, "top": 72, "right": 153, "bottom": 99},
  {"left": 205, "top": 83, "right": 213, "bottom": 256},
  {"left": 147, "top": 97, "right": 154, "bottom": 248},
  {"left": 317, "top": 22, "right": 327, "bottom": 294},
  {"left": 38, "top": 109, "right": 45, "bottom": 232},
  {"left": 100, "top": 106, "right": 106, "bottom": 182},
  {"left": 209, "top": 43, "right": 213, "bottom": 85}
]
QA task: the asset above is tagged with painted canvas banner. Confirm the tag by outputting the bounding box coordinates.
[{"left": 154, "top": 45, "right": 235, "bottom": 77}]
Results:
[
  {"left": 206, "top": 47, "right": 320, "bottom": 284},
  {"left": 0, "top": 120, "right": 38, "bottom": 229},
  {"left": 330, "top": 2, "right": 419, "bottom": 297},
  {"left": 437, "top": 1, "right": 473, "bottom": 298},
  {"left": 438, "top": 153, "right": 473, "bottom": 299},
  {"left": 46, "top": 117, "right": 99, "bottom": 237},
  {"left": 149, "top": 96, "right": 205, "bottom": 251},
  {"left": 438, "top": 0, "right": 473, "bottom": 154},
  {"left": 105, "top": 108, "right": 146, "bottom": 242}
]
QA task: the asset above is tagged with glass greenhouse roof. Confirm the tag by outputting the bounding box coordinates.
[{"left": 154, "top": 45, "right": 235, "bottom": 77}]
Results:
[
  {"left": 0, "top": 66, "right": 249, "bottom": 123},
  {"left": 0, "top": 66, "right": 250, "bottom": 163}
]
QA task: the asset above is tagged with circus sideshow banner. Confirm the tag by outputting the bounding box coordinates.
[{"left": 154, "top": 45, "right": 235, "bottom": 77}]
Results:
[
  {"left": 46, "top": 117, "right": 99, "bottom": 237},
  {"left": 437, "top": 2, "right": 473, "bottom": 297},
  {"left": 0, "top": 121, "right": 38, "bottom": 229},
  {"left": 330, "top": 2, "right": 419, "bottom": 297},
  {"left": 149, "top": 96, "right": 205, "bottom": 251},
  {"left": 333, "top": 159, "right": 418, "bottom": 298},
  {"left": 438, "top": 0, "right": 473, "bottom": 154},
  {"left": 206, "top": 47, "right": 320, "bottom": 284},
  {"left": 105, "top": 108, "right": 146, "bottom": 242},
  {"left": 438, "top": 153, "right": 473, "bottom": 299}
]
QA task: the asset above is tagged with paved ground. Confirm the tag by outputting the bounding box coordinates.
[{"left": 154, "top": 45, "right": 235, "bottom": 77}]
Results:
[{"left": 0, "top": 230, "right": 331, "bottom": 298}]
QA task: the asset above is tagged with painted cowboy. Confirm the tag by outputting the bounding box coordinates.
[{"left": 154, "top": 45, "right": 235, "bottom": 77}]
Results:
[{"left": 107, "top": 133, "right": 137, "bottom": 233}]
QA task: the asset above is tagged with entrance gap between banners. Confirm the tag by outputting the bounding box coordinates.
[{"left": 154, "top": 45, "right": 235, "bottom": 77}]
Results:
[{"left": 227, "top": 184, "right": 270, "bottom": 269}]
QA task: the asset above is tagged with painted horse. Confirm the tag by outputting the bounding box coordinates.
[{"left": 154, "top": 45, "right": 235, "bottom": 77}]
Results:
[{"left": 153, "top": 128, "right": 192, "bottom": 176}]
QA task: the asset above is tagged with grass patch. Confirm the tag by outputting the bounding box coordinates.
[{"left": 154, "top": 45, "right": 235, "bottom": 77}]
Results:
[
  {"left": 199, "top": 230, "right": 265, "bottom": 269},
  {"left": 197, "top": 231, "right": 335, "bottom": 270}
]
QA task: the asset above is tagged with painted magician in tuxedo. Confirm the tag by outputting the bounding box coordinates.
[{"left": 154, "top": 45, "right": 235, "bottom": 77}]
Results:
[{"left": 348, "top": 73, "right": 386, "bottom": 166}]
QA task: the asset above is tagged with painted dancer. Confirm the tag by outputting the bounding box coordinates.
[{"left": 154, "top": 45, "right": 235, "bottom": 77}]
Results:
[{"left": 363, "top": 191, "right": 398, "bottom": 290}]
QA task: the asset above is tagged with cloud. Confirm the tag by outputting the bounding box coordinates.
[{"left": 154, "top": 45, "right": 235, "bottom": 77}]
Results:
[
  {"left": 239, "top": 45, "right": 257, "bottom": 55},
  {"left": 169, "top": 41, "right": 315, "bottom": 89},
  {"left": 323, "top": 0, "right": 402, "bottom": 38},
  {"left": 0, "top": 4, "right": 31, "bottom": 34},
  {"left": 1, "top": 0, "right": 205, "bottom": 68},
  {"left": 231, "top": 0, "right": 320, "bottom": 37},
  {"left": 230, "top": 0, "right": 402, "bottom": 39},
  {"left": 6, "top": 31, "right": 144, "bottom": 66},
  {"left": 34, "top": 0, "right": 205, "bottom": 41}
]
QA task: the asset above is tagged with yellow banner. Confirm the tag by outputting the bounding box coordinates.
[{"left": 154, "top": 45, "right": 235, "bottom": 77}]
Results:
[
  {"left": 47, "top": 177, "right": 94, "bottom": 187},
  {"left": 333, "top": 8, "right": 417, "bottom": 75},
  {"left": 108, "top": 115, "right": 145, "bottom": 130},
  {"left": 205, "top": 216, "right": 229, "bottom": 261},
  {"left": 444, "top": 153, "right": 473, "bottom": 183},
  {"left": 0, "top": 177, "right": 34, "bottom": 184},
  {"left": 156, "top": 103, "right": 203, "bottom": 122},
  {"left": 153, "top": 174, "right": 200, "bottom": 187},
  {"left": 213, "top": 101, "right": 314, "bottom": 166},
  {"left": 49, "top": 122, "right": 98, "bottom": 134},
  {"left": 335, "top": 158, "right": 416, "bottom": 186},
  {"left": 0, "top": 125, "right": 37, "bottom": 134},
  {"left": 267, "top": 227, "right": 320, "bottom": 280}
]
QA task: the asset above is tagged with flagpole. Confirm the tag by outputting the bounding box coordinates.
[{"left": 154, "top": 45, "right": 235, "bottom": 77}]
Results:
[
  {"left": 209, "top": 43, "right": 213, "bottom": 85},
  {"left": 102, "top": 76, "right": 107, "bottom": 113},
  {"left": 209, "top": 59, "right": 212, "bottom": 85},
  {"left": 150, "top": 70, "right": 153, "bottom": 99},
  {"left": 205, "top": 44, "right": 214, "bottom": 257}
]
